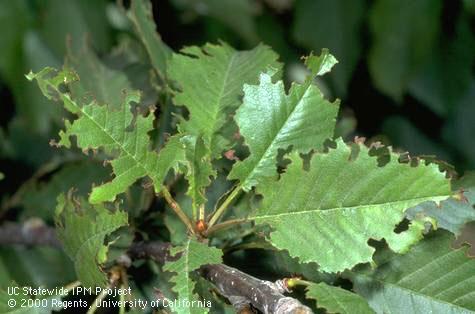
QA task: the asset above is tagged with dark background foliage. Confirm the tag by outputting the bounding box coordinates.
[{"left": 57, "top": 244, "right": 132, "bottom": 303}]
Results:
[{"left": 0, "top": 0, "right": 474, "bottom": 308}]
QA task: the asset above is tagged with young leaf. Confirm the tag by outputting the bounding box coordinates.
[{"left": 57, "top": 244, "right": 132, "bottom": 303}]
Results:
[
  {"left": 128, "top": 0, "right": 172, "bottom": 79},
  {"left": 181, "top": 135, "right": 216, "bottom": 212},
  {"left": 27, "top": 67, "right": 186, "bottom": 203},
  {"left": 349, "top": 230, "right": 475, "bottom": 313},
  {"left": 229, "top": 52, "right": 340, "bottom": 191},
  {"left": 169, "top": 42, "right": 281, "bottom": 158},
  {"left": 253, "top": 138, "right": 451, "bottom": 272},
  {"left": 164, "top": 238, "right": 223, "bottom": 314},
  {"left": 305, "top": 282, "right": 375, "bottom": 314},
  {"left": 55, "top": 195, "right": 128, "bottom": 288}
]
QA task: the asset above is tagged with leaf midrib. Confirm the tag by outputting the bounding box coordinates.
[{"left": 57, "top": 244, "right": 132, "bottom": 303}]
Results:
[
  {"left": 63, "top": 93, "right": 157, "bottom": 182},
  {"left": 70, "top": 218, "right": 125, "bottom": 286},
  {"left": 206, "top": 50, "right": 238, "bottom": 146},
  {"left": 239, "top": 81, "right": 314, "bottom": 187},
  {"left": 253, "top": 195, "right": 450, "bottom": 220}
]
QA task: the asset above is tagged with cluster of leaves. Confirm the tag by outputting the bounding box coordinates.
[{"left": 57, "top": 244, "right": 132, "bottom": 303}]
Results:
[
  {"left": 1, "top": 1, "right": 475, "bottom": 314},
  {"left": 171, "top": 0, "right": 475, "bottom": 171}
]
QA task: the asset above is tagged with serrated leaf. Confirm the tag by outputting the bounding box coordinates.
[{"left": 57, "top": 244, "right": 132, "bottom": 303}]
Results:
[
  {"left": 349, "top": 230, "right": 475, "bottom": 313},
  {"left": 181, "top": 135, "right": 216, "bottom": 211},
  {"left": 27, "top": 67, "right": 186, "bottom": 203},
  {"left": 306, "top": 282, "right": 375, "bottom": 314},
  {"left": 55, "top": 195, "right": 128, "bottom": 288},
  {"left": 304, "top": 49, "right": 338, "bottom": 77},
  {"left": 164, "top": 238, "right": 222, "bottom": 314},
  {"left": 407, "top": 172, "right": 475, "bottom": 236},
  {"left": 169, "top": 42, "right": 281, "bottom": 158},
  {"left": 253, "top": 138, "right": 451, "bottom": 273},
  {"left": 229, "top": 52, "right": 340, "bottom": 191},
  {"left": 128, "top": 0, "right": 172, "bottom": 79},
  {"left": 293, "top": 0, "right": 365, "bottom": 96}
]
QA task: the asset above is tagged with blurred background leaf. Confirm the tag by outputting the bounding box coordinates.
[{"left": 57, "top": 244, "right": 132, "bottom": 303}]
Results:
[{"left": 293, "top": 0, "right": 365, "bottom": 97}]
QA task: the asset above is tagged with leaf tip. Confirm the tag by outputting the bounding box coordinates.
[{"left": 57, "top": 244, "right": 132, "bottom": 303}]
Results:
[{"left": 303, "top": 49, "right": 338, "bottom": 77}]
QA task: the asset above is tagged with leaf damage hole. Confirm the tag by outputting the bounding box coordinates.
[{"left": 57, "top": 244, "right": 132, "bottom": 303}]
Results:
[{"left": 393, "top": 218, "right": 410, "bottom": 234}]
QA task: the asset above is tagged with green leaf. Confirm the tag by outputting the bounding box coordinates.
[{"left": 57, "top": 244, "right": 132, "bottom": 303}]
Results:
[
  {"left": 0, "top": 246, "right": 74, "bottom": 288},
  {"left": 304, "top": 49, "right": 339, "bottom": 77},
  {"left": 369, "top": 0, "right": 443, "bottom": 101},
  {"left": 443, "top": 81, "right": 475, "bottom": 168},
  {"left": 55, "top": 195, "right": 128, "bottom": 288},
  {"left": 164, "top": 238, "right": 223, "bottom": 314},
  {"left": 0, "top": 284, "right": 61, "bottom": 314},
  {"left": 128, "top": 0, "right": 172, "bottom": 79},
  {"left": 229, "top": 52, "right": 340, "bottom": 191},
  {"left": 169, "top": 42, "right": 281, "bottom": 158},
  {"left": 38, "top": 0, "right": 112, "bottom": 57},
  {"left": 181, "top": 135, "right": 216, "bottom": 211},
  {"left": 408, "top": 17, "right": 475, "bottom": 116},
  {"left": 171, "top": 0, "right": 259, "bottom": 44},
  {"left": 407, "top": 172, "right": 475, "bottom": 236},
  {"left": 382, "top": 116, "right": 450, "bottom": 161},
  {"left": 349, "top": 230, "right": 475, "bottom": 313},
  {"left": 306, "top": 282, "right": 375, "bottom": 314},
  {"left": 253, "top": 138, "right": 451, "bottom": 272},
  {"left": 27, "top": 67, "right": 186, "bottom": 203},
  {"left": 1, "top": 15, "right": 62, "bottom": 135},
  {"left": 66, "top": 41, "right": 132, "bottom": 108},
  {"left": 0, "top": 173, "right": 3, "bottom": 181},
  {"left": 465, "top": 0, "right": 475, "bottom": 14},
  {"left": 293, "top": 0, "right": 365, "bottom": 96},
  {"left": 20, "top": 161, "right": 110, "bottom": 221},
  {"left": 0, "top": 0, "right": 31, "bottom": 85}
]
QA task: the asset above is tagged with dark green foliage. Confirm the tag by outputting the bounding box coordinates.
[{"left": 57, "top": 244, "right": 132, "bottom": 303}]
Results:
[{"left": 1, "top": 1, "right": 474, "bottom": 313}]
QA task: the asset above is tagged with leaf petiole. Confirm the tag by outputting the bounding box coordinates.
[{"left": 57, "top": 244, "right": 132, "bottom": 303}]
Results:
[
  {"left": 86, "top": 285, "right": 110, "bottom": 314},
  {"left": 161, "top": 186, "right": 196, "bottom": 235},
  {"left": 63, "top": 281, "right": 81, "bottom": 293},
  {"left": 199, "top": 204, "right": 205, "bottom": 221},
  {"left": 119, "top": 284, "right": 126, "bottom": 314},
  {"left": 207, "top": 185, "right": 241, "bottom": 228},
  {"left": 205, "top": 218, "right": 247, "bottom": 237}
]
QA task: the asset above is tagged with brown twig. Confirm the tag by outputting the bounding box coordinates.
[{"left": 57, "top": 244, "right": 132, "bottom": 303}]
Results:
[
  {"left": 0, "top": 222, "right": 313, "bottom": 314},
  {"left": 201, "top": 264, "right": 313, "bottom": 314},
  {"left": 0, "top": 219, "right": 61, "bottom": 248}
]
